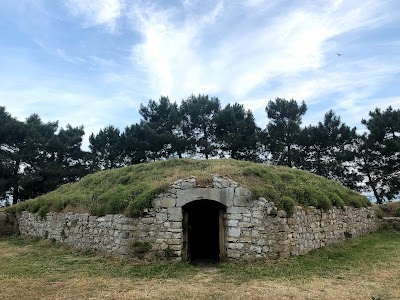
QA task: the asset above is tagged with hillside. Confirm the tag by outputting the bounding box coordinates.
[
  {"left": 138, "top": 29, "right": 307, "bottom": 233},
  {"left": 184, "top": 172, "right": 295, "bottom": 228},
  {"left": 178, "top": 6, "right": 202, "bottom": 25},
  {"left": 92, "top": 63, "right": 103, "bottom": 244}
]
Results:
[{"left": 7, "top": 159, "right": 370, "bottom": 217}]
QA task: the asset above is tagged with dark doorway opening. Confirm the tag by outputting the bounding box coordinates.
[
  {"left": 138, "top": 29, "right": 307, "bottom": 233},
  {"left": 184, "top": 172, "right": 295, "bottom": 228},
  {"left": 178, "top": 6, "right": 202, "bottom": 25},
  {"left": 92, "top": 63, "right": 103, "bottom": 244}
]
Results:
[{"left": 183, "top": 200, "right": 226, "bottom": 264}]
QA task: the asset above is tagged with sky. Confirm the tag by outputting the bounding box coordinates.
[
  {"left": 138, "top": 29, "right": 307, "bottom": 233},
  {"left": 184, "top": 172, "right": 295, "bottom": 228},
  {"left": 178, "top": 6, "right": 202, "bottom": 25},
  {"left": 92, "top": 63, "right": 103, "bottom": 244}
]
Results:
[{"left": 1, "top": 0, "right": 399, "bottom": 149}]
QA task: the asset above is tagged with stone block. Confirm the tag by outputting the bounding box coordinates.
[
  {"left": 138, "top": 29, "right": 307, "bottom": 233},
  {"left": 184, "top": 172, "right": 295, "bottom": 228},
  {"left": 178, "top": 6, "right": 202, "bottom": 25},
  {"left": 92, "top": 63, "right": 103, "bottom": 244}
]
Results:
[
  {"left": 156, "top": 213, "right": 168, "bottom": 223},
  {"left": 227, "top": 249, "right": 241, "bottom": 258},
  {"left": 250, "top": 245, "right": 262, "bottom": 253},
  {"left": 171, "top": 233, "right": 182, "bottom": 239},
  {"left": 159, "top": 197, "right": 176, "bottom": 208},
  {"left": 167, "top": 208, "right": 182, "bottom": 221},
  {"left": 227, "top": 237, "right": 238, "bottom": 242},
  {"left": 238, "top": 236, "right": 252, "bottom": 243},
  {"left": 233, "top": 187, "right": 252, "bottom": 206},
  {"left": 181, "top": 179, "right": 196, "bottom": 190},
  {"left": 167, "top": 238, "right": 181, "bottom": 245},
  {"left": 234, "top": 242, "right": 245, "bottom": 250},
  {"left": 277, "top": 210, "right": 287, "bottom": 218},
  {"left": 141, "top": 218, "right": 154, "bottom": 225},
  {"left": 227, "top": 220, "right": 239, "bottom": 227},
  {"left": 226, "top": 207, "right": 248, "bottom": 214},
  {"left": 170, "top": 222, "right": 182, "bottom": 229},
  {"left": 176, "top": 188, "right": 234, "bottom": 207},
  {"left": 239, "top": 222, "right": 255, "bottom": 228},
  {"left": 168, "top": 244, "right": 182, "bottom": 251},
  {"left": 227, "top": 213, "right": 242, "bottom": 220},
  {"left": 227, "top": 226, "right": 241, "bottom": 237}
]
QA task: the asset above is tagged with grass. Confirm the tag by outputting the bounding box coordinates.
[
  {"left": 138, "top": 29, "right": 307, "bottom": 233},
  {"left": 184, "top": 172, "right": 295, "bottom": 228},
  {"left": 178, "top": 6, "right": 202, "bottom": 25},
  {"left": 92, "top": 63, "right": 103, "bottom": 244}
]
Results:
[
  {"left": 0, "top": 230, "right": 399, "bottom": 299},
  {"left": 6, "top": 159, "right": 370, "bottom": 217}
]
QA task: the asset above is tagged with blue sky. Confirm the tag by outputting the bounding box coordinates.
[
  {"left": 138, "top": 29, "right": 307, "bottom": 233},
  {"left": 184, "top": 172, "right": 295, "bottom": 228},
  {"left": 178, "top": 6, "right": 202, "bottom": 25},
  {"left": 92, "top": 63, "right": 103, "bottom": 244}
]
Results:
[{"left": 1, "top": 0, "right": 399, "bottom": 148}]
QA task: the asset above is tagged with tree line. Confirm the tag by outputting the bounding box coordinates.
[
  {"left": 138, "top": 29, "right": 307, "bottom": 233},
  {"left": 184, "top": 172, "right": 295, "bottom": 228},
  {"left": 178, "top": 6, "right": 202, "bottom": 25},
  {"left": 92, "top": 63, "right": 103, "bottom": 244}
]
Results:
[{"left": 1, "top": 95, "right": 399, "bottom": 205}]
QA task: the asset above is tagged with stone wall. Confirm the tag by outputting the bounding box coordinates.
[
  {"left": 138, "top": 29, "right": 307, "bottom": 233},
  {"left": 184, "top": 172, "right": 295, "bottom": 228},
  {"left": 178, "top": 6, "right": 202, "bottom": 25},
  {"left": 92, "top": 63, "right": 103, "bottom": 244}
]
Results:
[
  {"left": 18, "top": 212, "right": 135, "bottom": 256},
  {"left": 262, "top": 204, "right": 380, "bottom": 259},
  {"left": 15, "top": 175, "right": 381, "bottom": 261},
  {"left": 223, "top": 198, "right": 379, "bottom": 260}
]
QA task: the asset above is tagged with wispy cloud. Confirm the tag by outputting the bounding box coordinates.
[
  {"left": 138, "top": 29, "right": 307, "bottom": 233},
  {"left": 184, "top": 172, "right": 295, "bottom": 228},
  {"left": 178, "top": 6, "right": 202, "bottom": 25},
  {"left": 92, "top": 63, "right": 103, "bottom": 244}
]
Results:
[
  {"left": 1, "top": 0, "right": 399, "bottom": 145},
  {"left": 64, "top": 0, "right": 126, "bottom": 31},
  {"left": 128, "top": 1, "right": 394, "bottom": 99}
]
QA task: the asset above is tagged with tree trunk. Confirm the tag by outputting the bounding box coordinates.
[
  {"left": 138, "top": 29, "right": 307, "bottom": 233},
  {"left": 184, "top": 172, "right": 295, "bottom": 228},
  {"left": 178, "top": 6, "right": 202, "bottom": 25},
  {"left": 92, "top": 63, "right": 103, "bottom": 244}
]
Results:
[
  {"left": 362, "top": 155, "right": 382, "bottom": 204},
  {"left": 12, "top": 159, "right": 20, "bottom": 205},
  {"left": 287, "top": 144, "right": 292, "bottom": 167}
]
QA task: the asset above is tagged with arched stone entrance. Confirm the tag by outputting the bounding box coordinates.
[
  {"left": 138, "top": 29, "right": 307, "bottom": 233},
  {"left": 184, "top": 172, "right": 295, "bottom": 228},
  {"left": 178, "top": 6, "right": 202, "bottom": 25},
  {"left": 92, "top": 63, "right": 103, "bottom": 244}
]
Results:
[{"left": 182, "top": 200, "right": 226, "bottom": 263}]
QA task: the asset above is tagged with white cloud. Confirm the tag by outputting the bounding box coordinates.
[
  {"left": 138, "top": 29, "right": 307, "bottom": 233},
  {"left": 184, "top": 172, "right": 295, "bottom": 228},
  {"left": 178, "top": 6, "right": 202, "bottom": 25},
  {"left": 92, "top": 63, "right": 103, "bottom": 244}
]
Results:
[
  {"left": 65, "top": 0, "right": 125, "bottom": 31},
  {"left": 128, "top": 0, "right": 396, "bottom": 107},
  {"left": 1, "top": 0, "right": 399, "bottom": 148},
  {"left": 129, "top": 1, "right": 224, "bottom": 98}
]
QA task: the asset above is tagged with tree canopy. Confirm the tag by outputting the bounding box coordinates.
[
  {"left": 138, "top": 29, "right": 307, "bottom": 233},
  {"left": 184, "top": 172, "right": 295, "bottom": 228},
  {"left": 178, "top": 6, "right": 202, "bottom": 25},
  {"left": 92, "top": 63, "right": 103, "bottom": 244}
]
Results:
[
  {"left": 1, "top": 98, "right": 399, "bottom": 205},
  {"left": 0, "top": 107, "right": 90, "bottom": 204},
  {"left": 264, "top": 98, "right": 307, "bottom": 167}
]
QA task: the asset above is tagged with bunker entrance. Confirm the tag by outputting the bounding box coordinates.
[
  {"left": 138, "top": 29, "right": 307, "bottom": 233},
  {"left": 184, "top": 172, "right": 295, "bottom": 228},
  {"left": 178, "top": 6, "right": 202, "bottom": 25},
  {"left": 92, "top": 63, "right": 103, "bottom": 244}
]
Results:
[{"left": 182, "top": 200, "right": 226, "bottom": 264}]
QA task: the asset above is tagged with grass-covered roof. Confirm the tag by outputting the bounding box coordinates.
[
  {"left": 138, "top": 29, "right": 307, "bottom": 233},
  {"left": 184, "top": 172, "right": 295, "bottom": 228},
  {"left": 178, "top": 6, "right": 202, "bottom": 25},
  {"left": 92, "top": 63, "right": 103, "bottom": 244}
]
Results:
[{"left": 7, "top": 159, "right": 370, "bottom": 217}]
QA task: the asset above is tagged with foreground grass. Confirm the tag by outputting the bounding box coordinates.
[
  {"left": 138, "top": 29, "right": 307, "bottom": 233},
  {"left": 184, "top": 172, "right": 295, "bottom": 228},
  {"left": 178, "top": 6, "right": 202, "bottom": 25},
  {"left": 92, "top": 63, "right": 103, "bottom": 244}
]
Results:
[
  {"left": 7, "top": 159, "right": 370, "bottom": 217},
  {"left": 1, "top": 230, "right": 399, "bottom": 300}
]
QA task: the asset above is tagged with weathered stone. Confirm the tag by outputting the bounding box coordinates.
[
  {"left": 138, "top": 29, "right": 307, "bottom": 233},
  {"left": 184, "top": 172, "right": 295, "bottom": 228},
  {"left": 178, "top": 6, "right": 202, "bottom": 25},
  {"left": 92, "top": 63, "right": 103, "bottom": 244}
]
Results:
[
  {"left": 227, "top": 227, "right": 241, "bottom": 237},
  {"left": 181, "top": 179, "right": 196, "bottom": 190},
  {"left": 226, "top": 207, "right": 248, "bottom": 214},
  {"left": 16, "top": 180, "right": 380, "bottom": 262},
  {"left": 176, "top": 188, "right": 234, "bottom": 207},
  {"left": 159, "top": 197, "right": 176, "bottom": 208},
  {"left": 227, "top": 249, "right": 241, "bottom": 258},
  {"left": 233, "top": 187, "right": 252, "bottom": 206},
  {"left": 156, "top": 213, "right": 168, "bottom": 223},
  {"left": 227, "top": 220, "right": 239, "bottom": 227}
]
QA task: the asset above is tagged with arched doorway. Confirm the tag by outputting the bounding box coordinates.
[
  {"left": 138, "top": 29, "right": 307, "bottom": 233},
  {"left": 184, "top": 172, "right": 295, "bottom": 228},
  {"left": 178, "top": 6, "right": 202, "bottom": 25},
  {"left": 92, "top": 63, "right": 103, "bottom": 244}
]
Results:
[{"left": 182, "top": 200, "right": 226, "bottom": 263}]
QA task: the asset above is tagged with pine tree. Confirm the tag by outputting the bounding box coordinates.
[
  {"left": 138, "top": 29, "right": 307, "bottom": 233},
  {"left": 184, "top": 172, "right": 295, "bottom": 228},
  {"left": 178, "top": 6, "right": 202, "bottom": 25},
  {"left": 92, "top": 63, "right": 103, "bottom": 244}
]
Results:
[
  {"left": 264, "top": 98, "right": 307, "bottom": 167},
  {"left": 214, "top": 103, "right": 260, "bottom": 161}
]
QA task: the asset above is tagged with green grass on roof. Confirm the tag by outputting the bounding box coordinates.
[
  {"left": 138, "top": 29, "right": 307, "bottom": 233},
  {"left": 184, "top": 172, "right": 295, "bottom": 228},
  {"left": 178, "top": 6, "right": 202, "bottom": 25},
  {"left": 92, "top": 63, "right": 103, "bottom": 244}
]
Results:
[{"left": 6, "top": 159, "right": 371, "bottom": 217}]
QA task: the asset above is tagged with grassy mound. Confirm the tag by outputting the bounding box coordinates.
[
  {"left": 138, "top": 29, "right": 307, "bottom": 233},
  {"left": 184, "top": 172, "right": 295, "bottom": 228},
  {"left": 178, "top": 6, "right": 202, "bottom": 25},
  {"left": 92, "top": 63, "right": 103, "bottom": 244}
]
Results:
[{"left": 6, "top": 159, "right": 370, "bottom": 217}]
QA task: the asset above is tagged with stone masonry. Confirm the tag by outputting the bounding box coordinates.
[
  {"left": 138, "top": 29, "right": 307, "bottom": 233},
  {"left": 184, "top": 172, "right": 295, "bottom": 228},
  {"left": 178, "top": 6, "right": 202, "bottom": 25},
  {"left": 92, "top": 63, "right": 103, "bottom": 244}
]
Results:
[{"left": 16, "top": 175, "right": 381, "bottom": 260}]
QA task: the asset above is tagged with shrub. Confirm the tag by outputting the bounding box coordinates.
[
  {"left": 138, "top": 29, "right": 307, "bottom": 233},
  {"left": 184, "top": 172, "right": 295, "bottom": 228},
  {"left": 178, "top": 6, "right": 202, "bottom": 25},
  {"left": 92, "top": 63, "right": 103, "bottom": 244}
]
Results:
[
  {"left": 329, "top": 193, "right": 345, "bottom": 209},
  {"left": 303, "top": 187, "right": 318, "bottom": 207},
  {"left": 350, "top": 197, "right": 362, "bottom": 208},
  {"left": 53, "top": 197, "right": 65, "bottom": 212},
  {"left": 131, "top": 241, "right": 152, "bottom": 259},
  {"left": 317, "top": 194, "right": 333, "bottom": 211},
  {"left": 38, "top": 206, "right": 49, "bottom": 220},
  {"left": 163, "top": 246, "right": 178, "bottom": 259},
  {"left": 253, "top": 186, "right": 279, "bottom": 201},
  {"left": 374, "top": 205, "right": 384, "bottom": 219},
  {"left": 280, "top": 196, "right": 296, "bottom": 216},
  {"left": 128, "top": 185, "right": 169, "bottom": 216},
  {"left": 288, "top": 186, "right": 307, "bottom": 205}
]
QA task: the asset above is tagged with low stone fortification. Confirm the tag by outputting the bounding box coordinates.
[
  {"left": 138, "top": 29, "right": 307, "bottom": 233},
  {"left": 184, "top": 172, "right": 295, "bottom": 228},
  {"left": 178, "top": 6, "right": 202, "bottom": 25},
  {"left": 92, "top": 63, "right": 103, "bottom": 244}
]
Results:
[
  {"left": 15, "top": 175, "right": 381, "bottom": 260},
  {"left": 18, "top": 212, "right": 134, "bottom": 256},
  {"left": 17, "top": 205, "right": 379, "bottom": 260},
  {"left": 262, "top": 205, "right": 379, "bottom": 259}
]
